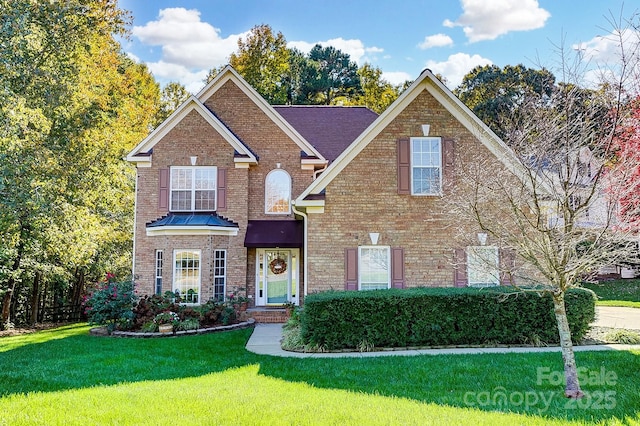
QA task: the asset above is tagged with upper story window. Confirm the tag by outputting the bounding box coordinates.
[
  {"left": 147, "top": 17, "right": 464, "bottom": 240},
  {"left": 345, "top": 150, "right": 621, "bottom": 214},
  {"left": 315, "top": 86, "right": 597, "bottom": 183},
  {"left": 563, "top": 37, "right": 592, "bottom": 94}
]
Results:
[
  {"left": 265, "top": 169, "right": 291, "bottom": 214},
  {"left": 411, "top": 137, "right": 442, "bottom": 195},
  {"left": 170, "top": 166, "right": 217, "bottom": 211}
]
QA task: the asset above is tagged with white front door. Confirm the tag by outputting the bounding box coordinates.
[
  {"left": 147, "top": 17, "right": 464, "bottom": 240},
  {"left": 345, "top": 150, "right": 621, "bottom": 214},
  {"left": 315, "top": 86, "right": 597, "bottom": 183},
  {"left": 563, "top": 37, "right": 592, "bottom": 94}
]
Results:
[{"left": 256, "top": 249, "right": 298, "bottom": 306}]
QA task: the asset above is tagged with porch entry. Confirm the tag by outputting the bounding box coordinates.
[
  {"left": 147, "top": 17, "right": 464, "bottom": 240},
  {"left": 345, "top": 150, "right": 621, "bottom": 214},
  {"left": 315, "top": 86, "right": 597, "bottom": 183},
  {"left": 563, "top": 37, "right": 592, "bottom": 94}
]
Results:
[{"left": 255, "top": 249, "right": 298, "bottom": 306}]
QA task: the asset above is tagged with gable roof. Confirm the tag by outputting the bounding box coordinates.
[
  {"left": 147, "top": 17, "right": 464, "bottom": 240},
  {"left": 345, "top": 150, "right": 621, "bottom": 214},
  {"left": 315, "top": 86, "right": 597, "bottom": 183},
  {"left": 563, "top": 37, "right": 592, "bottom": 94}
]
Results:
[
  {"left": 273, "top": 106, "right": 378, "bottom": 162},
  {"left": 126, "top": 95, "right": 257, "bottom": 166},
  {"left": 197, "top": 66, "right": 327, "bottom": 164},
  {"left": 295, "top": 69, "right": 529, "bottom": 206}
]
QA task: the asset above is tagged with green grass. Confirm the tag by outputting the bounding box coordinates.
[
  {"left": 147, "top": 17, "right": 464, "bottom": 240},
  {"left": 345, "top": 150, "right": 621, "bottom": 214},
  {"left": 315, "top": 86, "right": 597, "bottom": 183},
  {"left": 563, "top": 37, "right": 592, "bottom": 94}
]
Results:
[
  {"left": 0, "top": 324, "right": 639, "bottom": 425},
  {"left": 581, "top": 279, "right": 640, "bottom": 308}
]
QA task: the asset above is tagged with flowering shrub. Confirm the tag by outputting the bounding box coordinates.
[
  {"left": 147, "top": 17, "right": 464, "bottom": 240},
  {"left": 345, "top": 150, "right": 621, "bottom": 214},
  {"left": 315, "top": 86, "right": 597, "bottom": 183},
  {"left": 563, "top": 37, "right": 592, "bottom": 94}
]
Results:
[
  {"left": 84, "top": 275, "right": 136, "bottom": 333},
  {"left": 154, "top": 311, "right": 180, "bottom": 326}
]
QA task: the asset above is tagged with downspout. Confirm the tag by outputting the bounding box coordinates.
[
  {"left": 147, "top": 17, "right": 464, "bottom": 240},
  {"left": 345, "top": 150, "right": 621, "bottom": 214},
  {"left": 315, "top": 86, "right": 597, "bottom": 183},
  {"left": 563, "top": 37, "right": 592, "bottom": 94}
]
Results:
[
  {"left": 131, "top": 167, "right": 139, "bottom": 281},
  {"left": 291, "top": 202, "right": 308, "bottom": 301}
]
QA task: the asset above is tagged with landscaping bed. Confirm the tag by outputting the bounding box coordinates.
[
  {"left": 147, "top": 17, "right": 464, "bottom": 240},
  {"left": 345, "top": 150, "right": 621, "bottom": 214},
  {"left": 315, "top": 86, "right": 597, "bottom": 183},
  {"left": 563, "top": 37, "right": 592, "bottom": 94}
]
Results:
[{"left": 89, "top": 318, "right": 255, "bottom": 338}]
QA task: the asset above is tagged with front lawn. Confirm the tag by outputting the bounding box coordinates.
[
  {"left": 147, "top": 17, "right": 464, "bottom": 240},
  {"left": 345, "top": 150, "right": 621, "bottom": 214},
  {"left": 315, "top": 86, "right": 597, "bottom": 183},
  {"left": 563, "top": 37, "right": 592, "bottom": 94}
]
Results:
[
  {"left": 0, "top": 324, "right": 638, "bottom": 424},
  {"left": 582, "top": 279, "right": 640, "bottom": 308}
]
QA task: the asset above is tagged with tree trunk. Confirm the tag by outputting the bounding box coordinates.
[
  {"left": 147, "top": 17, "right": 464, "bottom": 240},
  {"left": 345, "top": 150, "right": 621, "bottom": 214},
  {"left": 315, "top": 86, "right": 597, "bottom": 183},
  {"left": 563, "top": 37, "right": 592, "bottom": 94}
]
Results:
[
  {"left": 2, "top": 225, "right": 26, "bottom": 329},
  {"left": 552, "top": 291, "right": 584, "bottom": 399},
  {"left": 30, "top": 271, "right": 42, "bottom": 325}
]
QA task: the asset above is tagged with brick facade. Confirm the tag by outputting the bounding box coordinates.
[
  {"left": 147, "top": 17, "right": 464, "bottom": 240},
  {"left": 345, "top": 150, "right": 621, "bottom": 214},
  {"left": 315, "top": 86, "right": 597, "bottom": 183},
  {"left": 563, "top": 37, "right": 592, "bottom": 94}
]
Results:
[
  {"left": 129, "top": 66, "right": 523, "bottom": 307},
  {"left": 132, "top": 76, "right": 314, "bottom": 306}
]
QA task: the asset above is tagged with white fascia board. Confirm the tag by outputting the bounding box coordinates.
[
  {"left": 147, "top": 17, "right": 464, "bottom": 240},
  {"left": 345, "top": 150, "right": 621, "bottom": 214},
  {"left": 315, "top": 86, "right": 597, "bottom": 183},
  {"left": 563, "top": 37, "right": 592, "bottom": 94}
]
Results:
[
  {"left": 146, "top": 226, "right": 239, "bottom": 237},
  {"left": 125, "top": 96, "right": 257, "bottom": 164},
  {"left": 295, "top": 71, "right": 428, "bottom": 204},
  {"left": 198, "top": 66, "right": 327, "bottom": 163},
  {"left": 295, "top": 69, "right": 549, "bottom": 204}
]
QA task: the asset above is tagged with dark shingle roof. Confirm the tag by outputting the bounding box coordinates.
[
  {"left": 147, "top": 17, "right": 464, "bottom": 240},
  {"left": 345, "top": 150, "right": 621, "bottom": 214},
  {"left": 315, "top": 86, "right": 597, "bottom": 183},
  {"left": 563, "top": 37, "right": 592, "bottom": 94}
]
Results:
[{"left": 274, "top": 106, "right": 378, "bottom": 162}]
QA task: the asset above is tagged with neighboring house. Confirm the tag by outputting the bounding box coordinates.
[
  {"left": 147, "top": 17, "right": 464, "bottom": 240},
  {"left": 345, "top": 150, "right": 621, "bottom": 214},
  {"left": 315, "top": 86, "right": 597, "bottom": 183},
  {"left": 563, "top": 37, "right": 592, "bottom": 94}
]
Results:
[{"left": 126, "top": 65, "right": 524, "bottom": 307}]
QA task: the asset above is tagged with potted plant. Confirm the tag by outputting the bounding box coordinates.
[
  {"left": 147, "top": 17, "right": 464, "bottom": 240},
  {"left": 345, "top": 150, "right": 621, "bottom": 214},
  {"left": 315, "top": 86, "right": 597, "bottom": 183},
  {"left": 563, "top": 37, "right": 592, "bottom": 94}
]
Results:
[
  {"left": 154, "top": 311, "right": 179, "bottom": 333},
  {"left": 228, "top": 293, "right": 249, "bottom": 311}
]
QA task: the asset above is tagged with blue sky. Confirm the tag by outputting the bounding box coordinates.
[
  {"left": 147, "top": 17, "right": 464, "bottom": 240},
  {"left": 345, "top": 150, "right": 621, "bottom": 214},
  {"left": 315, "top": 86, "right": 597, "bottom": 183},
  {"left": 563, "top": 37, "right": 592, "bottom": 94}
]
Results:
[{"left": 119, "top": 0, "right": 634, "bottom": 93}]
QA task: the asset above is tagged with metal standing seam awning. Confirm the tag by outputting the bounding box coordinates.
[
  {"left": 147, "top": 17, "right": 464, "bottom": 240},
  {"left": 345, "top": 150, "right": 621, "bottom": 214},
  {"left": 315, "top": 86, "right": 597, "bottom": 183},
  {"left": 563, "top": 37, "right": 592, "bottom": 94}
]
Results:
[
  {"left": 146, "top": 212, "right": 239, "bottom": 236},
  {"left": 244, "top": 220, "right": 304, "bottom": 248}
]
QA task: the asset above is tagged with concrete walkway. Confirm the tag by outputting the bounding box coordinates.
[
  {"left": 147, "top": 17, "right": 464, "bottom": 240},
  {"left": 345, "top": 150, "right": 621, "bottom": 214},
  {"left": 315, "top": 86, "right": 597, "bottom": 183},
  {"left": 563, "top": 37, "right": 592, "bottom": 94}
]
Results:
[
  {"left": 592, "top": 306, "right": 640, "bottom": 330},
  {"left": 246, "top": 306, "right": 640, "bottom": 358}
]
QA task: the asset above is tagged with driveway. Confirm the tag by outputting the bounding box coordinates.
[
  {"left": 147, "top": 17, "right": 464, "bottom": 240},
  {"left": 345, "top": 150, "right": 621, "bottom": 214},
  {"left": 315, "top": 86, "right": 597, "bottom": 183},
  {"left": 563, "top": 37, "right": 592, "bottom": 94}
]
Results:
[{"left": 592, "top": 306, "right": 640, "bottom": 330}]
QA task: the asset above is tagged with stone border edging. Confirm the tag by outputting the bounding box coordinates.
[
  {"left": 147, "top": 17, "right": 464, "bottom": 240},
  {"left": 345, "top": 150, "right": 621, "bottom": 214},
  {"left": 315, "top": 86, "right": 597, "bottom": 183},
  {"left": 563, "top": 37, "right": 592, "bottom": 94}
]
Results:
[{"left": 89, "top": 318, "right": 255, "bottom": 338}]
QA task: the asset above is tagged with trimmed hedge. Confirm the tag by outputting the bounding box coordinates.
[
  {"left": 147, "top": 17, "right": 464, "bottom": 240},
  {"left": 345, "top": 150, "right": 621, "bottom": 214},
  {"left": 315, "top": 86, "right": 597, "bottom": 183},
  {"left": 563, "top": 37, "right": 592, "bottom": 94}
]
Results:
[{"left": 300, "top": 287, "right": 596, "bottom": 350}]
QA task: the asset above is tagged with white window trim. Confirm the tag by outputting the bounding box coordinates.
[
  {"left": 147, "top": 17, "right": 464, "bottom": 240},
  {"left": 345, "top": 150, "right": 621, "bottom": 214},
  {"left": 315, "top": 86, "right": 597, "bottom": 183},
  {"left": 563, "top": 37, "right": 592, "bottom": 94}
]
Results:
[
  {"left": 170, "top": 166, "right": 217, "bottom": 212},
  {"left": 264, "top": 169, "right": 292, "bottom": 215},
  {"left": 410, "top": 137, "right": 442, "bottom": 196},
  {"left": 155, "top": 250, "right": 163, "bottom": 295},
  {"left": 467, "top": 246, "right": 500, "bottom": 287},
  {"left": 173, "top": 249, "right": 201, "bottom": 304},
  {"left": 213, "top": 249, "right": 226, "bottom": 302},
  {"left": 358, "top": 245, "right": 391, "bottom": 290}
]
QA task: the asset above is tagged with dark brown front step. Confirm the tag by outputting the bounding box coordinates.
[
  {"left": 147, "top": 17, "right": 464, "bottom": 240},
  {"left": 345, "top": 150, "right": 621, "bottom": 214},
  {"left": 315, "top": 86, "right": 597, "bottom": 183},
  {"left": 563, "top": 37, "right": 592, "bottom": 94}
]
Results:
[{"left": 248, "top": 308, "right": 289, "bottom": 323}]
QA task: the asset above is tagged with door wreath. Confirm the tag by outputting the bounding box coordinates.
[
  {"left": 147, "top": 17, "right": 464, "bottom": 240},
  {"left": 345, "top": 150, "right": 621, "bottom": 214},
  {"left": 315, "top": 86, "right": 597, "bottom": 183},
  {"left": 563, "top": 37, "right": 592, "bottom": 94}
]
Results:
[{"left": 269, "top": 257, "right": 287, "bottom": 275}]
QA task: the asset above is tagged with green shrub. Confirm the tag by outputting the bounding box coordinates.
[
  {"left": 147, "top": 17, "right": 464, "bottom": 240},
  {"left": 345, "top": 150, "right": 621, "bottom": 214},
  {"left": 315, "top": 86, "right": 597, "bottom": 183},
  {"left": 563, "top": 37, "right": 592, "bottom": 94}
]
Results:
[
  {"left": 83, "top": 275, "right": 137, "bottom": 333},
  {"left": 176, "top": 318, "right": 200, "bottom": 331},
  {"left": 300, "top": 287, "right": 595, "bottom": 350},
  {"left": 141, "top": 321, "right": 158, "bottom": 332},
  {"left": 605, "top": 329, "right": 640, "bottom": 344}
]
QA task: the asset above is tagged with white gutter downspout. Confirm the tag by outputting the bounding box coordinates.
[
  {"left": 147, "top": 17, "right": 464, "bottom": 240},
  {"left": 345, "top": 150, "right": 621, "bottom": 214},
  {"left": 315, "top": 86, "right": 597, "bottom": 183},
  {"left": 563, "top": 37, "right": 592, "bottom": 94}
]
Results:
[
  {"left": 291, "top": 202, "right": 308, "bottom": 301},
  {"left": 131, "top": 167, "right": 139, "bottom": 280}
]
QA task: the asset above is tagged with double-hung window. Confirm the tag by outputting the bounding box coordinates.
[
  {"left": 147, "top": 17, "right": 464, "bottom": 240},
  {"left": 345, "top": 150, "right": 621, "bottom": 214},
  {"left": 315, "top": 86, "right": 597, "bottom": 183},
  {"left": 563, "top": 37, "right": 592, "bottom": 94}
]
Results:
[
  {"left": 467, "top": 246, "right": 499, "bottom": 287},
  {"left": 173, "top": 250, "right": 200, "bottom": 303},
  {"left": 170, "top": 166, "right": 217, "bottom": 211},
  {"left": 358, "top": 246, "right": 391, "bottom": 290},
  {"left": 155, "top": 250, "right": 163, "bottom": 295},
  {"left": 411, "top": 137, "right": 442, "bottom": 195},
  {"left": 213, "top": 249, "right": 226, "bottom": 302}
]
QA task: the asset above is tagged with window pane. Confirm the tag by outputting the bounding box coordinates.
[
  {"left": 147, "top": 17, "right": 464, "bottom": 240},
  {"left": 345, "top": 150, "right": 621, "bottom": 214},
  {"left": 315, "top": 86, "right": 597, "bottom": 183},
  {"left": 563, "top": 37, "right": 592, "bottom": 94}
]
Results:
[
  {"left": 172, "top": 169, "right": 192, "bottom": 190},
  {"left": 194, "top": 190, "right": 216, "bottom": 210},
  {"left": 171, "top": 190, "right": 192, "bottom": 210},
  {"left": 468, "top": 247, "right": 499, "bottom": 287},
  {"left": 195, "top": 169, "right": 216, "bottom": 189},
  {"left": 174, "top": 250, "right": 200, "bottom": 303},
  {"left": 265, "top": 169, "right": 291, "bottom": 213},
  {"left": 359, "top": 247, "right": 389, "bottom": 290},
  {"left": 413, "top": 167, "right": 440, "bottom": 194}
]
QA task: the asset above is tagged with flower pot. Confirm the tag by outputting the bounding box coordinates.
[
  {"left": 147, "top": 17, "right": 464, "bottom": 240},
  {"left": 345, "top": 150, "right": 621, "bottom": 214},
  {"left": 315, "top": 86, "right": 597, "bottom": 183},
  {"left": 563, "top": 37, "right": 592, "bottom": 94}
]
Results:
[{"left": 158, "top": 324, "right": 173, "bottom": 334}]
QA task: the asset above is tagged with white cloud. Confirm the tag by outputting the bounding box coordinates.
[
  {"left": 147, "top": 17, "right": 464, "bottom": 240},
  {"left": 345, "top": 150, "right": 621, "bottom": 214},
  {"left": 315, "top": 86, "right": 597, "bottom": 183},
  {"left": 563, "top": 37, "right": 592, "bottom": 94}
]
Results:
[
  {"left": 145, "top": 60, "right": 210, "bottom": 94},
  {"left": 445, "top": 0, "right": 550, "bottom": 43},
  {"left": 418, "top": 34, "right": 454, "bottom": 49},
  {"left": 425, "top": 53, "right": 493, "bottom": 88},
  {"left": 288, "top": 38, "right": 383, "bottom": 64},
  {"left": 573, "top": 29, "right": 640, "bottom": 64},
  {"left": 382, "top": 71, "right": 413, "bottom": 86},
  {"left": 131, "top": 8, "right": 244, "bottom": 85}
]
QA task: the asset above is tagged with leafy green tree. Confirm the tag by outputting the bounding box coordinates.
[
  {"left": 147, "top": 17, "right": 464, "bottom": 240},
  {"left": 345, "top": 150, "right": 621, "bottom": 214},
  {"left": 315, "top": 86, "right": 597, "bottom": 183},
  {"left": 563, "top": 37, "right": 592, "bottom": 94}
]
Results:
[
  {"left": 0, "top": 0, "right": 159, "bottom": 328},
  {"left": 229, "top": 24, "right": 290, "bottom": 104},
  {"left": 303, "top": 44, "right": 362, "bottom": 105},
  {"left": 154, "top": 81, "right": 190, "bottom": 127},
  {"left": 455, "top": 64, "right": 556, "bottom": 139},
  {"left": 341, "top": 64, "right": 401, "bottom": 113}
]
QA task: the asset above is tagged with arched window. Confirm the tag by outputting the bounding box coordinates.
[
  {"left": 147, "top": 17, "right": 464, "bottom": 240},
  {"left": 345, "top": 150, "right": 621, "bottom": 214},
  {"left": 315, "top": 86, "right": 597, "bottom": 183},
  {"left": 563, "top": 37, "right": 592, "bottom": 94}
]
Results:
[{"left": 265, "top": 169, "right": 291, "bottom": 214}]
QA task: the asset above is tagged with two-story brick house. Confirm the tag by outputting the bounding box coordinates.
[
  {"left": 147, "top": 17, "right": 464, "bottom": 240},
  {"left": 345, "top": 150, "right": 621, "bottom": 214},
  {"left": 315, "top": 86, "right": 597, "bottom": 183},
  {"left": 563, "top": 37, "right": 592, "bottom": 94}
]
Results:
[{"left": 127, "top": 65, "right": 522, "bottom": 307}]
